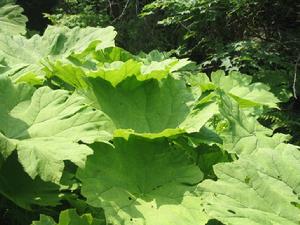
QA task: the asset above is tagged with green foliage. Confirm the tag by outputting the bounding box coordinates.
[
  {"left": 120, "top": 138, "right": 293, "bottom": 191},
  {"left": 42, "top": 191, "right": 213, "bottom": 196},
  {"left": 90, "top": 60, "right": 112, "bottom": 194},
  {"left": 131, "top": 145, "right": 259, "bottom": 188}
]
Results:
[{"left": 0, "top": 2, "right": 300, "bottom": 225}]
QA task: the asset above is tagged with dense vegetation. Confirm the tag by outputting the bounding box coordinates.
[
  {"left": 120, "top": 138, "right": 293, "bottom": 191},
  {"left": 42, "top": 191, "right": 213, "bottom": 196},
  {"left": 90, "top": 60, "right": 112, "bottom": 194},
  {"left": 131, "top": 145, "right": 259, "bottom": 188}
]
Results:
[
  {"left": 20, "top": 0, "right": 300, "bottom": 143},
  {"left": 0, "top": 0, "right": 299, "bottom": 225}
]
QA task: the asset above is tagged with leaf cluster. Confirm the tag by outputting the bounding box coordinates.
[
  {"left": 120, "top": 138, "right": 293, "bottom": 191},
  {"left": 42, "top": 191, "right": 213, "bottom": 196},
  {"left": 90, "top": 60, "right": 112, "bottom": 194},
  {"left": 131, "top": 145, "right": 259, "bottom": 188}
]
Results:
[{"left": 0, "top": 2, "right": 299, "bottom": 225}]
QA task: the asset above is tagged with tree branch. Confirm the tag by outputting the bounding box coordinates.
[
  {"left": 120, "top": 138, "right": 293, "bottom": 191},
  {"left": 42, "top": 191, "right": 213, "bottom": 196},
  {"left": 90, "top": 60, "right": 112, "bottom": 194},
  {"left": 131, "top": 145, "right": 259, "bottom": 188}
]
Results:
[{"left": 293, "top": 54, "right": 300, "bottom": 99}]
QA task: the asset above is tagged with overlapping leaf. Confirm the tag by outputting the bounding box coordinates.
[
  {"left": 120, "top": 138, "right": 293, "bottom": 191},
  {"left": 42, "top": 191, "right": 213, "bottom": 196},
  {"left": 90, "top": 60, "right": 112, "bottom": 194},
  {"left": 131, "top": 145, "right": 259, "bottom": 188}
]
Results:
[
  {"left": 77, "top": 137, "right": 208, "bottom": 225},
  {"left": 0, "top": 25, "right": 116, "bottom": 84},
  {"left": 213, "top": 70, "right": 280, "bottom": 108},
  {"left": 200, "top": 145, "right": 300, "bottom": 225},
  {"left": 50, "top": 48, "right": 192, "bottom": 88},
  {"left": 190, "top": 70, "right": 279, "bottom": 108},
  {"left": 0, "top": 0, "right": 27, "bottom": 35},
  {"left": 0, "top": 77, "right": 114, "bottom": 183}
]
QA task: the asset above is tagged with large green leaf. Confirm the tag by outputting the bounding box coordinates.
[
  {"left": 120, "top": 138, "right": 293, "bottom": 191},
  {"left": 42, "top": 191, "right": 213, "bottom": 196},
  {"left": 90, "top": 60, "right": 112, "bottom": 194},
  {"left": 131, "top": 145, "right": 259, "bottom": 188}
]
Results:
[
  {"left": 32, "top": 209, "right": 104, "bottom": 225},
  {"left": 0, "top": 77, "right": 114, "bottom": 183},
  {"left": 0, "top": 0, "right": 27, "bottom": 35},
  {"left": 200, "top": 145, "right": 300, "bottom": 225},
  {"left": 77, "top": 137, "right": 208, "bottom": 225},
  {"left": 87, "top": 75, "right": 218, "bottom": 138},
  {"left": 0, "top": 25, "right": 116, "bottom": 84},
  {"left": 50, "top": 57, "right": 217, "bottom": 138}
]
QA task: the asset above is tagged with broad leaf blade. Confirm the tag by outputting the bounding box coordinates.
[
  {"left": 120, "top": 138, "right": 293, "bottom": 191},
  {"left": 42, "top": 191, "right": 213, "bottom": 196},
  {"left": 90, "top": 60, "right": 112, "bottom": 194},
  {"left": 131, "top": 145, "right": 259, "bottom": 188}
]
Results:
[
  {"left": 200, "top": 145, "right": 300, "bottom": 225},
  {"left": 0, "top": 77, "right": 114, "bottom": 183},
  {"left": 77, "top": 137, "right": 208, "bottom": 225},
  {"left": 85, "top": 75, "right": 218, "bottom": 138}
]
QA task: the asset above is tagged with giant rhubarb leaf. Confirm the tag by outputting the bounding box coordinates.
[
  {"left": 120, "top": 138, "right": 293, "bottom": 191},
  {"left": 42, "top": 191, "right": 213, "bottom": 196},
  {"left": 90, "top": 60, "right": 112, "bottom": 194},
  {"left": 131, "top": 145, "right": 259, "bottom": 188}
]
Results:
[
  {"left": 0, "top": 0, "right": 27, "bottom": 35},
  {"left": 77, "top": 136, "right": 208, "bottom": 225},
  {"left": 0, "top": 77, "right": 114, "bottom": 183},
  {"left": 87, "top": 75, "right": 218, "bottom": 138},
  {"left": 200, "top": 145, "right": 300, "bottom": 225},
  {"left": 0, "top": 25, "right": 116, "bottom": 84}
]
